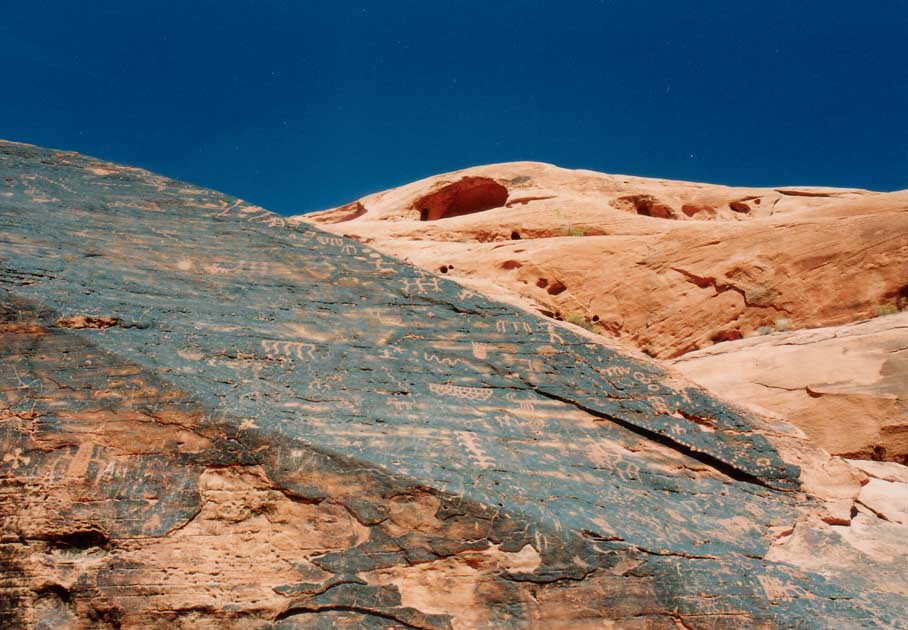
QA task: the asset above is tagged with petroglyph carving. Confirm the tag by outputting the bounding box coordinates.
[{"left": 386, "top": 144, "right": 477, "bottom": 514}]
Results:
[
  {"left": 513, "top": 357, "right": 545, "bottom": 374},
  {"left": 669, "top": 423, "right": 689, "bottom": 436},
  {"left": 261, "top": 339, "right": 319, "bottom": 361},
  {"left": 367, "top": 254, "right": 396, "bottom": 274},
  {"left": 214, "top": 201, "right": 242, "bottom": 217},
  {"left": 546, "top": 324, "right": 566, "bottom": 345},
  {"left": 364, "top": 308, "right": 399, "bottom": 327},
  {"left": 506, "top": 392, "right": 537, "bottom": 414},
  {"left": 202, "top": 260, "right": 277, "bottom": 276},
  {"left": 96, "top": 460, "right": 123, "bottom": 484},
  {"left": 316, "top": 235, "right": 358, "bottom": 255},
  {"left": 428, "top": 383, "right": 494, "bottom": 401},
  {"left": 2, "top": 447, "right": 31, "bottom": 470},
  {"left": 633, "top": 371, "right": 651, "bottom": 384},
  {"left": 647, "top": 395, "right": 671, "bottom": 415},
  {"left": 308, "top": 374, "right": 343, "bottom": 392},
  {"left": 400, "top": 276, "right": 441, "bottom": 295},
  {"left": 372, "top": 259, "right": 396, "bottom": 274},
  {"left": 215, "top": 202, "right": 287, "bottom": 228},
  {"left": 757, "top": 575, "right": 813, "bottom": 601},
  {"left": 615, "top": 459, "right": 640, "bottom": 483},
  {"left": 459, "top": 431, "right": 495, "bottom": 469},
  {"left": 495, "top": 320, "right": 534, "bottom": 334},
  {"left": 493, "top": 414, "right": 521, "bottom": 430},
  {"left": 247, "top": 212, "right": 286, "bottom": 228},
  {"left": 424, "top": 352, "right": 464, "bottom": 367}
]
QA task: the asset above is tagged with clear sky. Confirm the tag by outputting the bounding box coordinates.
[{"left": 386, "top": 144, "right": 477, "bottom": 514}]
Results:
[{"left": 2, "top": 1, "right": 906, "bottom": 215}]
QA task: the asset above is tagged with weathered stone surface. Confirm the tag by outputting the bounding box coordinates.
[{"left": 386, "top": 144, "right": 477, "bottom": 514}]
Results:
[
  {"left": 298, "top": 161, "right": 908, "bottom": 360},
  {"left": 299, "top": 161, "right": 908, "bottom": 464},
  {"left": 673, "top": 312, "right": 908, "bottom": 463},
  {"left": 1, "top": 141, "right": 907, "bottom": 628}
]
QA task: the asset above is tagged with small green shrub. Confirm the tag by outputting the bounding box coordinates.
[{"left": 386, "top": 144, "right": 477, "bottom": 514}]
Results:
[
  {"left": 756, "top": 325, "right": 774, "bottom": 336},
  {"left": 873, "top": 303, "right": 899, "bottom": 317},
  {"left": 564, "top": 312, "right": 596, "bottom": 332}
]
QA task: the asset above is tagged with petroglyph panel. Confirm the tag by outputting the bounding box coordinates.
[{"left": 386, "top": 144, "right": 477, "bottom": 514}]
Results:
[{"left": 0, "top": 141, "right": 905, "bottom": 627}]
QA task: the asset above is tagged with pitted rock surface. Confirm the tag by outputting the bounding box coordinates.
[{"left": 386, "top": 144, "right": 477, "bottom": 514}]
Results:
[{"left": 1, "top": 140, "right": 907, "bottom": 628}]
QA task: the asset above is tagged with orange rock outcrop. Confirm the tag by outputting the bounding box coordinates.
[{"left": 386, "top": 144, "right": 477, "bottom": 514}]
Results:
[{"left": 297, "top": 162, "right": 908, "bottom": 460}]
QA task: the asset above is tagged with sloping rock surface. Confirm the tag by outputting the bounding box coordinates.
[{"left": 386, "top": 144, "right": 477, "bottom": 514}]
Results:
[
  {"left": 298, "top": 162, "right": 908, "bottom": 360},
  {"left": 2, "top": 141, "right": 907, "bottom": 628},
  {"left": 298, "top": 162, "right": 908, "bottom": 462},
  {"left": 673, "top": 312, "right": 908, "bottom": 463}
]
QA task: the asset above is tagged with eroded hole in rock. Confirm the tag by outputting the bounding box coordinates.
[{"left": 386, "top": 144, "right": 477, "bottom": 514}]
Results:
[
  {"left": 42, "top": 529, "right": 111, "bottom": 551},
  {"left": 439, "top": 265, "right": 448, "bottom": 274},
  {"left": 729, "top": 201, "right": 751, "bottom": 214},
  {"left": 511, "top": 231, "right": 521, "bottom": 240},
  {"left": 612, "top": 195, "right": 678, "bottom": 220},
  {"left": 35, "top": 584, "right": 72, "bottom": 605},
  {"left": 871, "top": 445, "right": 888, "bottom": 461},
  {"left": 888, "top": 284, "right": 908, "bottom": 310},
  {"left": 547, "top": 281, "right": 567, "bottom": 296},
  {"left": 414, "top": 177, "right": 509, "bottom": 221},
  {"left": 682, "top": 204, "right": 716, "bottom": 218},
  {"left": 88, "top": 604, "right": 124, "bottom": 629},
  {"left": 711, "top": 330, "right": 743, "bottom": 344},
  {"left": 500, "top": 260, "right": 522, "bottom": 270},
  {"left": 536, "top": 278, "right": 548, "bottom": 289}
]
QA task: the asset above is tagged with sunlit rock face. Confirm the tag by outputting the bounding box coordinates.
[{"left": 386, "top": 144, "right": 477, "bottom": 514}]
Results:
[
  {"left": 297, "top": 161, "right": 908, "bottom": 462},
  {"left": 1, "top": 140, "right": 907, "bottom": 628},
  {"left": 673, "top": 312, "right": 908, "bottom": 464}
]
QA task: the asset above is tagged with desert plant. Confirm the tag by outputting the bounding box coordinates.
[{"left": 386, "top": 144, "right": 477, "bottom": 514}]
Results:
[
  {"left": 774, "top": 317, "right": 791, "bottom": 332},
  {"left": 873, "top": 303, "right": 899, "bottom": 317},
  {"left": 564, "top": 311, "right": 596, "bottom": 332},
  {"left": 756, "top": 325, "right": 774, "bottom": 336}
]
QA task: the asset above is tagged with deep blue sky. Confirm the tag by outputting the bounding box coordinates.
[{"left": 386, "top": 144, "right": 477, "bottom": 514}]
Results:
[{"left": 2, "top": 1, "right": 906, "bottom": 215}]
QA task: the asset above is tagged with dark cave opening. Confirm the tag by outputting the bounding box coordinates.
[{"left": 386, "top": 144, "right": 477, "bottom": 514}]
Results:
[{"left": 415, "top": 177, "right": 509, "bottom": 221}]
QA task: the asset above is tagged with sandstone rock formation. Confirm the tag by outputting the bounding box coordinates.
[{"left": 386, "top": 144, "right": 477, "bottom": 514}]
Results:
[
  {"left": 299, "top": 162, "right": 908, "bottom": 360},
  {"left": 298, "top": 162, "right": 908, "bottom": 462},
  {"left": 673, "top": 312, "right": 908, "bottom": 463},
  {"left": 2, "top": 141, "right": 908, "bottom": 628}
]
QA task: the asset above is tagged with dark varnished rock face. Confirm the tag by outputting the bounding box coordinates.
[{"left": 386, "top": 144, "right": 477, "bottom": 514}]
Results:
[{"left": 0, "top": 141, "right": 905, "bottom": 628}]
